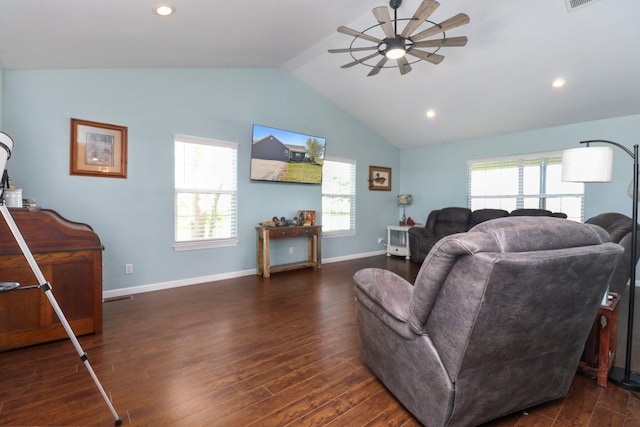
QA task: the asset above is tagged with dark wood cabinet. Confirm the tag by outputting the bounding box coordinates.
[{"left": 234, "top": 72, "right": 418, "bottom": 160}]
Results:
[{"left": 0, "top": 208, "right": 103, "bottom": 351}]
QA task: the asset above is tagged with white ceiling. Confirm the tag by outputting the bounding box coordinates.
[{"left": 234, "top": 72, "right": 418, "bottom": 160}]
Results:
[{"left": 1, "top": 0, "right": 639, "bottom": 149}]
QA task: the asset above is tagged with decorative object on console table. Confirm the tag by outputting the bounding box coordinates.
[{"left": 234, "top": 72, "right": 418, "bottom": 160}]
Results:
[
  {"left": 70, "top": 118, "right": 128, "bottom": 178},
  {"left": 368, "top": 166, "right": 391, "bottom": 191},
  {"left": 297, "top": 210, "right": 316, "bottom": 226},
  {"left": 256, "top": 225, "right": 321, "bottom": 278},
  {"left": 387, "top": 225, "right": 412, "bottom": 259},
  {"left": 0, "top": 208, "right": 103, "bottom": 351},
  {"left": 562, "top": 139, "right": 640, "bottom": 391},
  {"left": 397, "top": 193, "right": 412, "bottom": 224}
]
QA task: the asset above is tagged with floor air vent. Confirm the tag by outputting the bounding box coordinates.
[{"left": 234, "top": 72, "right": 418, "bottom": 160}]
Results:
[
  {"left": 104, "top": 295, "right": 133, "bottom": 303},
  {"left": 565, "top": 0, "right": 603, "bottom": 12}
]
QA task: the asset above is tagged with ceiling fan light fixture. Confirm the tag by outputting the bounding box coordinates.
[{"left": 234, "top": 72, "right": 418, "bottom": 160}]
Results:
[
  {"left": 386, "top": 48, "right": 406, "bottom": 59},
  {"left": 384, "top": 38, "right": 407, "bottom": 59}
]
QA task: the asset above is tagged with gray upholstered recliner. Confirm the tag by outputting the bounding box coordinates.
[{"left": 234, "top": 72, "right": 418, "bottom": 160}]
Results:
[
  {"left": 354, "top": 217, "right": 623, "bottom": 427},
  {"left": 585, "top": 212, "right": 640, "bottom": 294}
]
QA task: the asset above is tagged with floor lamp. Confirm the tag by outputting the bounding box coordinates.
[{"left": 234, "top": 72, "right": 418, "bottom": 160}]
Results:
[
  {"left": 562, "top": 139, "right": 640, "bottom": 391},
  {"left": 0, "top": 132, "right": 123, "bottom": 424}
]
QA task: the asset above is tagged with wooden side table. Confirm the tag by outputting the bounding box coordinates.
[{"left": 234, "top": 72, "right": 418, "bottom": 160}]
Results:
[
  {"left": 256, "top": 225, "right": 321, "bottom": 278},
  {"left": 578, "top": 292, "right": 620, "bottom": 387}
]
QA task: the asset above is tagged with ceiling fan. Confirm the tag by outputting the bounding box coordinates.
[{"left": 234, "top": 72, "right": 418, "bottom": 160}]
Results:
[{"left": 328, "top": 0, "right": 470, "bottom": 76}]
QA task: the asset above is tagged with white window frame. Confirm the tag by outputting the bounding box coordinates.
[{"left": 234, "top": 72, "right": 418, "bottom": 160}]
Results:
[
  {"left": 174, "top": 134, "right": 238, "bottom": 251},
  {"left": 468, "top": 151, "right": 585, "bottom": 222},
  {"left": 322, "top": 157, "right": 357, "bottom": 237}
]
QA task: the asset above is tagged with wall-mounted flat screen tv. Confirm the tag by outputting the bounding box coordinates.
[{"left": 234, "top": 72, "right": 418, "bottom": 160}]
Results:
[{"left": 250, "top": 124, "right": 326, "bottom": 185}]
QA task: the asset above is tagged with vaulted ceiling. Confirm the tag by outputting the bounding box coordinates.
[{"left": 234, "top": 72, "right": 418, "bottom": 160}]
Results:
[{"left": 1, "top": 0, "right": 638, "bottom": 148}]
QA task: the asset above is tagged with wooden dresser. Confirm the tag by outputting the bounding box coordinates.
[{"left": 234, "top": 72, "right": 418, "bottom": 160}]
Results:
[{"left": 0, "top": 208, "right": 103, "bottom": 351}]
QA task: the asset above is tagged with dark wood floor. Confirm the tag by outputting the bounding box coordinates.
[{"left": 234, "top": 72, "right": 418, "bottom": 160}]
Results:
[{"left": 1, "top": 255, "right": 640, "bottom": 426}]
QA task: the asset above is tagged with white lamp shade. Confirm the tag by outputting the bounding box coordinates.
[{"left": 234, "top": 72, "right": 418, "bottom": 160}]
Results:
[{"left": 561, "top": 146, "right": 613, "bottom": 183}]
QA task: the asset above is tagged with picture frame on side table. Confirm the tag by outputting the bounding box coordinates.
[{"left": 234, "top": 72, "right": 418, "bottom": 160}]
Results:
[
  {"left": 70, "top": 118, "right": 128, "bottom": 178},
  {"left": 368, "top": 166, "right": 391, "bottom": 191}
]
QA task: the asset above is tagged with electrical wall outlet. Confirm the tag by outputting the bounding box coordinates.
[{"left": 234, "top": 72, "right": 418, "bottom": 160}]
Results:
[
  {"left": 289, "top": 247, "right": 294, "bottom": 254},
  {"left": 125, "top": 264, "right": 133, "bottom": 274}
]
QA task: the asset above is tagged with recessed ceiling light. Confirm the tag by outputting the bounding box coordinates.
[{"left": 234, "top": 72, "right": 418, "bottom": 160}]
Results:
[
  {"left": 154, "top": 5, "right": 175, "bottom": 16},
  {"left": 552, "top": 78, "right": 566, "bottom": 89},
  {"left": 426, "top": 109, "right": 436, "bottom": 118}
]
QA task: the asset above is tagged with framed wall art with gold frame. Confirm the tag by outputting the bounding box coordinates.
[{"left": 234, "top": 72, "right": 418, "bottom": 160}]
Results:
[
  {"left": 368, "top": 165, "right": 391, "bottom": 191},
  {"left": 70, "top": 118, "right": 128, "bottom": 178}
]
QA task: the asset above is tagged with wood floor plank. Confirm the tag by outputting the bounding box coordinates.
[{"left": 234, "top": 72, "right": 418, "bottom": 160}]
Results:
[
  {"left": 248, "top": 364, "right": 373, "bottom": 427},
  {"left": 324, "top": 389, "right": 399, "bottom": 426},
  {"left": 624, "top": 392, "right": 640, "bottom": 426},
  {"left": 554, "top": 375, "right": 601, "bottom": 426}
]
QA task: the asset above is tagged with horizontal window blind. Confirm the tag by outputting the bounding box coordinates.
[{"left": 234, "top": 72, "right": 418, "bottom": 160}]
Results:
[
  {"left": 468, "top": 152, "right": 584, "bottom": 222},
  {"left": 322, "top": 158, "right": 356, "bottom": 234},
  {"left": 175, "top": 135, "right": 238, "bottom": 247}
]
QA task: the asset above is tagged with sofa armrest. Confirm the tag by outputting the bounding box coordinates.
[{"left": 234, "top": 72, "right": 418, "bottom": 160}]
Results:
[{"left": 353, "top": 268, "right": 414, "bottom": 339}]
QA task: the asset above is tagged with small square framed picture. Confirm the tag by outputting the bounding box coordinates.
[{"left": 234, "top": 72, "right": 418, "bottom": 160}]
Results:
[
  {"left": 70, "top": 118, "right": 128, "bottom": 178},
  {"left": 369, "top": 165, "right": 391, "bottom": 191}
]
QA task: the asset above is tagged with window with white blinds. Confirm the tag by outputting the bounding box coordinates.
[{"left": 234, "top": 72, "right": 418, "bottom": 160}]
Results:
[
  {"left": 468, "top": 152, "right": 585, "bottom": 222},
  {"left": 322, "top": 158, "right": 356, "bottom": 236},
  {"left": 174, "top": 135, "right": 238, "bottom": 250}
]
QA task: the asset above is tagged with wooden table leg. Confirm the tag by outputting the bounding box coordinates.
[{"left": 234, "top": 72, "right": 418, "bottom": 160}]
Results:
[
  {"left": 597, "top": 313, "right": 611, "bottom": 387},
  {"left": 256, "top": 235, "right": 263, "bottom": 276},
  {"left": 316, "top": 234, "right": 321, "bottom": 269},
  {"left": 263, "top": 233, "right": 271, "bottom": 278}
]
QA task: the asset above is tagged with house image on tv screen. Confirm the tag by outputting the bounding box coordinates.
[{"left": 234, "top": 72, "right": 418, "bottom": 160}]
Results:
[
  {"left": 250, "top": 125, "right": 326, "bottom": 184},
  {"left": 252, "top": 135, "right": 308, "bottom": 162}
]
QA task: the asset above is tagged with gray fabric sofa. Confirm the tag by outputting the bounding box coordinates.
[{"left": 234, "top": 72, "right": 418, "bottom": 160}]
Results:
[
  {"left": 586, "top": 212, "right": 640, "bottom": 294},
  {"left": 354, "top": 216, "right": 622, "bottom": 427},
  {"left": 408, "top": 207, "right": 567, "bottom": 262}
]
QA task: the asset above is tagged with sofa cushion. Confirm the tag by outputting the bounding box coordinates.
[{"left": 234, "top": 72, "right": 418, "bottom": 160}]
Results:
[
  {"left": 433, "top": 207, "right": 471, "bottom": 239},
  {"left": 469, "top": 208, "right": 509, "bottom": 228},
  {"left": 509, "top": 208, "right": 553, "bottom": 217}
]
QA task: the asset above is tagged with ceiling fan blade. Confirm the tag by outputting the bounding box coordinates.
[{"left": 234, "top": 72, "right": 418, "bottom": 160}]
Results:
[
  {"left": 372, "top": 6, "right": 396, "bottom": 39},
  {"left": 397, "top": 56, "right": 412, "bottom": 75},
  {"left": 337, "top": 26, "right": 382, "bottom": 44},
  {"left": 411, "top": 13, "right": 470, "bottom": 41},
  {"left": 328, "top": 46, "right": 379, "bottom": 54},
  {"left": 407, "top": 49, "right": 445, "bottom": 65},
  {"left": 401, "top": 0, "right": 440, "bottom": 38},
  {"left": 341, "top": 52, "right": 381, "bottom": 68},
  {"left": 412, "top": 36, "right": 468, "bottom": 49},
  {"left": 367, "top": 56, "right": 389, "bottom": 76}
]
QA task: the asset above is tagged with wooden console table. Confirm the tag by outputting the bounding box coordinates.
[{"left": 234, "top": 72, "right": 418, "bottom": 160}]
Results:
[
  {"left": 0, "top": 208, "right": 103, "bottom": 351},
  {"left": 256, "top": 225, "right": 321, "bottom": 278},
  {"left": 578, "top": 292, "right": 620, "bottom": 387}
]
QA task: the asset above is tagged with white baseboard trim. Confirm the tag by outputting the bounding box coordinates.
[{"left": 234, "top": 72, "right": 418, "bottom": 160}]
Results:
[
  {"left": 321, "top": 250, "right": 386, "bottom": 264},
  {"left": 102, "top": 249, "right": 388, "bottom": 300},
  {"left": 102, "top": 268, "right": 256, "bottom": 299}
]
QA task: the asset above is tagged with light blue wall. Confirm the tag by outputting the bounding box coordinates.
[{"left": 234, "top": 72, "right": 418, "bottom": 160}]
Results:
[
  {"left": 1, "top": 68, "right": 400, "bottom": 292},
  {"left": 3, "top": 67, "right": 639, "bottom": 293},
  {"left": 399, "top": 114, "right": 640, "bottom": 223}
]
